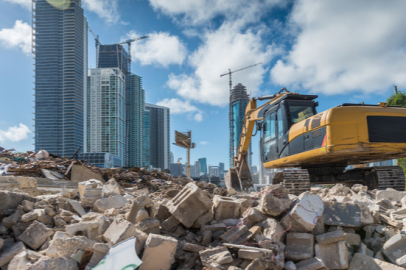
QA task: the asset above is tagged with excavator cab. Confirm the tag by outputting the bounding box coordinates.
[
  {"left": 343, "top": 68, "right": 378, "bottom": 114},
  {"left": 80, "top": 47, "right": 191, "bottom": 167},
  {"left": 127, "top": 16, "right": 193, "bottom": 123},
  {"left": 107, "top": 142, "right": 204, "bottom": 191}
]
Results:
[{"left": 260, "top": 95, "right": 318, "bottom": 164}]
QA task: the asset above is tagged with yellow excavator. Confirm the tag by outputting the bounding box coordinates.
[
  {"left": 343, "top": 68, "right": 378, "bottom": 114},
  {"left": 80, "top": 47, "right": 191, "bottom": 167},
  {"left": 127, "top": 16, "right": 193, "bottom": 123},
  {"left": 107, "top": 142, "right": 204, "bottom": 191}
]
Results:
[{"left": 226, "top": 88, "right": 406, "bottom": 194}]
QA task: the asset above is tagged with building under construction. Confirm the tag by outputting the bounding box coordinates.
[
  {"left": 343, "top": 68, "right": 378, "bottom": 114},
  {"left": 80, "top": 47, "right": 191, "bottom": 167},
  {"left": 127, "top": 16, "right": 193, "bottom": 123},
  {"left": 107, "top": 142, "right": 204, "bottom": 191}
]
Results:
[{"left": 229, "top": 83, "right": 252, "bottom": 169}]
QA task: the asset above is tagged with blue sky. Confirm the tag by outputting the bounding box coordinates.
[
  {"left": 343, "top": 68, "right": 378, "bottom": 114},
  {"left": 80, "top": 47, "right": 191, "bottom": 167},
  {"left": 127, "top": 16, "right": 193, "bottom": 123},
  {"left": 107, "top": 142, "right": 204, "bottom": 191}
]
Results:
[{"left": 1, "top": 0, "right": 406, "bottom": 169}]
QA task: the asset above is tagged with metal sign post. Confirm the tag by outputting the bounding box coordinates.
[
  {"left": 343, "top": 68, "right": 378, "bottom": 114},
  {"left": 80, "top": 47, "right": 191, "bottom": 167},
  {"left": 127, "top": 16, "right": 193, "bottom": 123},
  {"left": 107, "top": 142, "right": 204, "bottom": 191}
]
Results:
[{"left": 173, "top": 130, "right": 195, "bottom": 178}]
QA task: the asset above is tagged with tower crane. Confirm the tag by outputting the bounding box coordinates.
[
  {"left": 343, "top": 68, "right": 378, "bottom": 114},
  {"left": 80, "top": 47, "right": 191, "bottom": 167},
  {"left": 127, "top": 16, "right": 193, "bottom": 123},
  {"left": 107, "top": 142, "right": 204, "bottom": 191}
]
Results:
[
  {"left": 88, "top": 25, "right": 101, "bottom": 47},
  {"left": 220, "top": 62, "right": 262, "bottom": 93}
]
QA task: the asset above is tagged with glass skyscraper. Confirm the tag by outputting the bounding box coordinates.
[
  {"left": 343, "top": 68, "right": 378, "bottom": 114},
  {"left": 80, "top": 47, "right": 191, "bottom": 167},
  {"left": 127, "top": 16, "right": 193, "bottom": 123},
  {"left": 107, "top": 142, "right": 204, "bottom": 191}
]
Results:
[
  {"left": 129, "top": 74, "right": 145, "bottom": 167},
  {"left": 33, "top": 0, "right": 87, "bottom": 157},
  {"left": 144, "top": 104, "right": 170, "bottom": 170},
  {"left": 143, "top": 109, "right": 150, "bottom": 167},
  {"left": 198, "top": 158, "right": 207, "bottom": 174},
  {"left": 229, "top": 83, "right": 252, "bottom": 168}
]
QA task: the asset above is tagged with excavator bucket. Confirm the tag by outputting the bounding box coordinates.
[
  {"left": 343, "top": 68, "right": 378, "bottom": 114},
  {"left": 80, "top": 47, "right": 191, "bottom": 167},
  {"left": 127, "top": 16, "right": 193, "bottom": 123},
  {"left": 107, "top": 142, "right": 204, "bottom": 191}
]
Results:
[
  {"left": 225, "top": 168, "right": 242, "bottom": 192},
  {"left": 225, "top": 156, "right": 253, "bottom": 192}
]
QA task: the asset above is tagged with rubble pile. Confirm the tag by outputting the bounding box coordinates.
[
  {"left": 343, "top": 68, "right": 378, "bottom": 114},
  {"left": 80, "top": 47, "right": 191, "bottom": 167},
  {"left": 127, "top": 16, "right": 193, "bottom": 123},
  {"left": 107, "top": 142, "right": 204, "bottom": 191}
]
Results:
[
  {"left": 2, "top": 151, "right": 406, "bottom": 269},
  {"left": 1, "top": 178, "right": 406, "bottom": 270}
]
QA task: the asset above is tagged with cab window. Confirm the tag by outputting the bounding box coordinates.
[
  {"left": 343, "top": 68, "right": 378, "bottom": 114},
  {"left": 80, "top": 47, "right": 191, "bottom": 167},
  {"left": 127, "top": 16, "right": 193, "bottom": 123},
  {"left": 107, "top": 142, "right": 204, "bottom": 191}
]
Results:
[
  {"left": 264, "top": 113, "right": 276, "bottom": 142},
  {"left": 277, "top": 108, "right": 284, "bottom": 138},
  {"left": 289, "top": 105, "right": 314, "bottom": 124}
]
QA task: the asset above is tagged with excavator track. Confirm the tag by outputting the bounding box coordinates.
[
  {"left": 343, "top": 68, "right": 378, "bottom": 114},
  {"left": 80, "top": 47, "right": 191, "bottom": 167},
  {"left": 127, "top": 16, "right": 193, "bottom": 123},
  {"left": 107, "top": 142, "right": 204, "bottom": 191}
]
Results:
[
  {"left": 372, "top": 166, "right": 405, "bottom": 191},
  {"left": 272, "top": 169, "right": 311, "bottom": 195}
]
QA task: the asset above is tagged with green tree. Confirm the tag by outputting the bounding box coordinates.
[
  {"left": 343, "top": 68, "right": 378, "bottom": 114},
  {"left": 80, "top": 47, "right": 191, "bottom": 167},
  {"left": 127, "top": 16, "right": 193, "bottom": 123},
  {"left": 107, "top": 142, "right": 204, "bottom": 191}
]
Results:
[{"left": 387, "top": 91, "right": 406, "bottom": 173}]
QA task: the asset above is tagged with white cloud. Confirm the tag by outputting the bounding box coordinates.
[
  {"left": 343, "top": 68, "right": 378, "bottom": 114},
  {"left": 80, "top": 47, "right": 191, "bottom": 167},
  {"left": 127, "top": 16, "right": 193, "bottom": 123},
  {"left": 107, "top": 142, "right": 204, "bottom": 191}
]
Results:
[
  {"left": 199, "top": 141, "right": 208, "bottom": 145},
  {"left": 156, "top": 98, "right": 203, "bottom": 121},
  {"left": 0, "top": 124, "right": 30, "bottom": 143},
  {"left": 193, "top": 113, "right": 203, "bottom": 122},
  {"left": 0, "top": 20, "right": 32, "bottom": 54},
  {"left": 82, "top": 0, "right": 120, "bottom": 24},
  {"left": 270, "top": 0, "right": 406, "bottom": 95},
  {"left": 167, "top": 22, "right": 280, "bottom": 106},
  {"left": 125, "top": 31, "right": 187, "bottom": 67},
  {"left": 149, "top": 0, "right": 284, "bottom": 25}
]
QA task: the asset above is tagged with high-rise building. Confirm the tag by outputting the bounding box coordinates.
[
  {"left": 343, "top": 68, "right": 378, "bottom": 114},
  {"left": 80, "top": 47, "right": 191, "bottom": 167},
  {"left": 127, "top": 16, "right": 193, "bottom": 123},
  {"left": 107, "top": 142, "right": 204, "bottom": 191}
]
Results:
[
  {"left": 229, "top": 83, "right": 252, "bottom": 168},
  {"left": 169, "top": 163, "right": 184, "bottom": 177},
  {"left": 219, "top": 162, "right": 225, "bottom": 179},
  {"left": 143, "top": 109, "right": 150, "bottom": 167},
  {"left": 86, "top": 43, "right": 144, "bottom": 167},
  {"left": 170, "top": 152, "right": 174, "bottom": 164},
  {"left": 98, "top": 44, "right": 128, "bottom": 74},
  {"left": 195, "top": 161, "right": 201, "bottom": 176},
  {"left": 33, "top": 0, "right": 87, "bottom": 157},
  {"left": 144, "top": 104, "right": 170, "bottom": 170},
  {"left": 129, "top": 74, "right": 144, "bottom": 167},
  {"left": 209, "top": 166, "right": 220, "bottom": 177},
  {"left": 198, "top": 158, "right": 207, "bottom": 174},
  {"left": 86, "top": 68, "right": 126, "bottom": 165}
]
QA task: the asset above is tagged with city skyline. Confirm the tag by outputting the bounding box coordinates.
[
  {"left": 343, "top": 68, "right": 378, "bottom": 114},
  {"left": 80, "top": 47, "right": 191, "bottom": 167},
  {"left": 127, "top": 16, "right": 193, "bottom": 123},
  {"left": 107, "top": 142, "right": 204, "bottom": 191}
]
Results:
[{"left": 1, "top": 1, "right": 405, "bottom": 170}]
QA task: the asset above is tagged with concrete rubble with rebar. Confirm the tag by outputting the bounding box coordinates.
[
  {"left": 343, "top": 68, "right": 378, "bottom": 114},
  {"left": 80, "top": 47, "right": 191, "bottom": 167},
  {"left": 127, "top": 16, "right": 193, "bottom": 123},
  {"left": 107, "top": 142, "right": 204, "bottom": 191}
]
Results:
[{"left": 1, "top": 151, "right": 406, "bottom": 269}]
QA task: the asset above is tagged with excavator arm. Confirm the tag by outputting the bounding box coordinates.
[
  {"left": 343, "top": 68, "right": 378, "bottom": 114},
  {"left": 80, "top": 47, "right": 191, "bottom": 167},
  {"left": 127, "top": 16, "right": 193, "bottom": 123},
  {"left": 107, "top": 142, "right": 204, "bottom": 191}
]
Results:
[{"left": 226, "top": 88, "right": 294, "bottom": 192}]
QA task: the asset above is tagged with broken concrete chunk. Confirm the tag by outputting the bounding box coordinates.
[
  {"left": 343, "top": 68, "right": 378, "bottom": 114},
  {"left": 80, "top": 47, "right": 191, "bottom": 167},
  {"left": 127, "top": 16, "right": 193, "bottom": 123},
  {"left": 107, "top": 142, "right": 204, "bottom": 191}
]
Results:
[
  {"left": 323, "top": 202, "right": 362, "bottom": 227},
  {"left": 382, "top": 233, "right": 406, "bottom": 264},
  {"left": 140, "top": 234, "right": 178, "bottom": 270},
  {"left": 202, "top": 230, "right": 212, "bottom": 246},
  {"left": 135, "top": 219, "right": 160, "bottom": 234},
  {"left": 348, "top": 253, "right": 405, "bottom": 270},
  {"left": 167, "top": 182, "right": 213, "bottom": 228},
  {"left": 193, "top": 209, "right": 214, "bottom": 228},
  {"left": 0, "top": 191, "right": 37, "bottom": 211},
  {"left": 86, "top": 243, "right": 111, "bottom": 269},
  {"left": 357, "top": 242, "right": 374, "bottom": 257},
  {"left": 199, "top": 246, "right": 233, "bottom": 268},
  {"left": 46, "top": 236, "right": 97, "bottom": 258},
  {"left": 284, "top": 261, "right": 297, "bottom": 270},
  {"left": 220, "top": 225, "right": 248, "bottom": 243},
  {"left": 315, "top": 241, "right": 349, "bottom": 269},
  {"left": 345, "top": 233, "right": 361, "bottom": 246},
  {"left": 67, "top": 199, "right": 86, "bottom": 216},
  {"left": 161, "top": 215, "right": 180, "bottom": 232},
  {"left": 18, "top": 220, "right": 54, "bottom": 249},
  {"left": 103, "top": 218, "right": 147, "bottom": 255},
  {"left": 295, "top": 257, "right": 325, "bottom": 270},
  {"left": 238, "top": 249, "right": 264, "bottom": 260},
  {"left": 71, "top": 164, "right": 102, "bottom": 182},
  {"left": 213, "top": 195, "right": 240, "bottom": 221},
  {"left": 233, "top": 225, "right": 262, "bottom": 245},
  {"left": 245, "top": 258, "right": 266, "bottom": 270},
  {"left": 29, "top": 257, "right": 79, "bottom": 270},
  {"left": 289, "top": 192, "right": 324, "bottom": 232},
  {"left": 101, "top": 179, "right": 121, "bottom": 198},
  {"left": 2, "top": 208, "right": 23, "bottom": 228},
  {"left": 0, "top": 241, "right": 25, "bottom": 267},
  {"left": 21, "top": 210, "right": 39, "bottom": 222},
  {"left": 8, "top": 251, "right": 31, "bottom": 270},
  {"left": 316, "top": 229, "right": 346, "bottom": 244},
  {"left": 183, "top": 242, "right": 205, "bottom": 253},
  {"left": 242, "top": 207, "right": 268, "bottom": 227},
  {"left": 65, "top": 221, "right": 99, "bottom": 241},
  {"left": 93, "top": 194, "right": 127, "bottom": 213},
  {"left": 259, "top": 185, "right": 292, "bottom": 216},
  {"left": 261, "top": 218, "right": 286, "bottom": 243},
  {"left": 286, "top": 232, "right": 314, "bottom": 261},
  {"left": 80, "top": 188, "right": 102, "bottom": 208},
  {"left": 21, "top": 200, "right": 34, "bottom": 212},
  {"left": 78, "top": 179, "right": 103, "bottom": 197}
]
